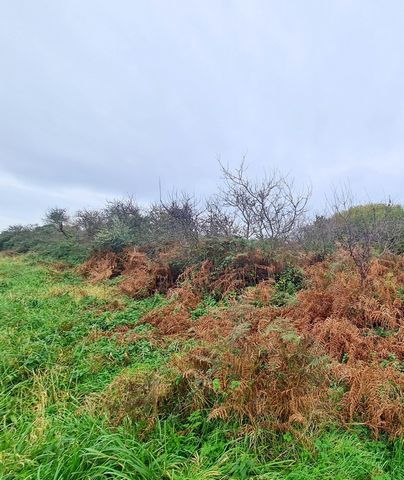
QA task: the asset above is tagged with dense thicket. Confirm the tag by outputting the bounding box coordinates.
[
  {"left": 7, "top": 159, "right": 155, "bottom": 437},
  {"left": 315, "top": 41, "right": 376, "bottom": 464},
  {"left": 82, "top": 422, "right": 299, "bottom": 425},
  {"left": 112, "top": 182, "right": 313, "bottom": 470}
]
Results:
[{"left": 1, "top": 163, "right": 403, "bottom": 270}]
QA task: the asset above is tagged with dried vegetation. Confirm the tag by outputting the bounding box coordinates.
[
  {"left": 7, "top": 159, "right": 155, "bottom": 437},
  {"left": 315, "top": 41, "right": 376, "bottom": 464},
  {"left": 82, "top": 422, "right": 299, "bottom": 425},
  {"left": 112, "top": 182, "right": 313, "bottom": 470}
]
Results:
[{"left": 82, "top": 245, "right": 403, "bottom": 439}]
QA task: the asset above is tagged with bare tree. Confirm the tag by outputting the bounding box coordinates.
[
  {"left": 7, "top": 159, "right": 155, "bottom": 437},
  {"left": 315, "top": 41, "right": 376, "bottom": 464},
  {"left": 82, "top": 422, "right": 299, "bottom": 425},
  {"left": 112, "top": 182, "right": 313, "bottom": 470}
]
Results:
[
  {"left": 105, "top": 196, "right": 143, "bottom": 231},
  {"left": 219, "top": 160, "right": 311, "bottom": 240},
  {"left": 329, "top": 186, "right": 404, "bottom": 282},
  {"left": 149, "top": 191, "right": 201, "bottom": 243},
  {"left": 75, "top": 208, "right": 106, "bottom": 239},
  {"left": 44, "top": 207, "right": 70, "bottom": 237},
  {"left": 200, "top": 197, "right": 239, "bottom": 238}
]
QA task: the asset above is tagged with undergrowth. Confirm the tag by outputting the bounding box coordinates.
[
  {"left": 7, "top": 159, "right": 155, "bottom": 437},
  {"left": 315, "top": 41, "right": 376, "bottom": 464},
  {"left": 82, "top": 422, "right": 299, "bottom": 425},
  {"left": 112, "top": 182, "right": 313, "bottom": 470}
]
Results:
[{"left": 0, "top": 254, "right": 402, "bottom": 479}]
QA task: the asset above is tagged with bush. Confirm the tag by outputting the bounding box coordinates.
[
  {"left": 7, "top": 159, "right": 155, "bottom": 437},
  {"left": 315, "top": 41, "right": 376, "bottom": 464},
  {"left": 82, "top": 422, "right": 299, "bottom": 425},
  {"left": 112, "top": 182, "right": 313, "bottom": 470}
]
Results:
[
  {"left": 0, "top": 224, "right": 89, "bottom": 264},
  {"left": 93, "top": 220, "right": 135, "bottom": 253},
  {"left": 270, "top": 266, "right": 305, "bottom": 307}
]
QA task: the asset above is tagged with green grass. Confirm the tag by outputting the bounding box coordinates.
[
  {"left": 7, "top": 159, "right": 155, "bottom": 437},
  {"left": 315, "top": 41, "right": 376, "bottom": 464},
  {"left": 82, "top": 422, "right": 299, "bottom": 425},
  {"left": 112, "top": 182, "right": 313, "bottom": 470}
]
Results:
[{"left": 0, "top": 254, "right": 402, "bottom": 479}]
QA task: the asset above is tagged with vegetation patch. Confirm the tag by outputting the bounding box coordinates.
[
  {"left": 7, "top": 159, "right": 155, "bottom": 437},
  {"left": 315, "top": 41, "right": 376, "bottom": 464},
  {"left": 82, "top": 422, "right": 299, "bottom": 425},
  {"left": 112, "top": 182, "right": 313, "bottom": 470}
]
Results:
[{"left": 0, "top": 234, "right": 403, "bottom": 478}]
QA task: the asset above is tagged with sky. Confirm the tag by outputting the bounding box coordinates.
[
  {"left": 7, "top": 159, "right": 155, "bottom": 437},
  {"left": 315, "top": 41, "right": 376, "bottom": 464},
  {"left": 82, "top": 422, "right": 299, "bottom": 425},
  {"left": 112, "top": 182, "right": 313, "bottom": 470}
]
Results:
[{"left": 1, "top": 0, "right": 404, "bottom": 230}]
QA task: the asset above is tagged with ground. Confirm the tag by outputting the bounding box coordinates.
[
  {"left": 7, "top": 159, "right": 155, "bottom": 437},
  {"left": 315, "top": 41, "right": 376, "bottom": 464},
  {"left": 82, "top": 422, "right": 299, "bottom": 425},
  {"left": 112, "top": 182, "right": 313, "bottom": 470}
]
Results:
[{"left": 0, "top": 254, "right": 402, "bottom": 479}]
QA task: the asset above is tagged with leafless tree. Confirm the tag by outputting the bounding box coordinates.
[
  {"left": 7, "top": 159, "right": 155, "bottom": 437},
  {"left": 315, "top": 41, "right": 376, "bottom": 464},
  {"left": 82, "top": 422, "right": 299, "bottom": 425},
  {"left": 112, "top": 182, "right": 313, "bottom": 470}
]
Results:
[
  {"left": 219, "top": 160, "right": 311, "bottom": 240},
  {"left": 44, "top": 207, "right": 70, "bottom": 237},
  {"left": 149, "top": 191, "right": 202, "bottom": 243},
  {"left": 75, "top": 208, "right": 106, "bottom": 239},
  {"left": 329, "top": 186, "right": 404, "bottom": 282},
  {"left": 200, "top": 196, "right": 239, "bottom": 238}
]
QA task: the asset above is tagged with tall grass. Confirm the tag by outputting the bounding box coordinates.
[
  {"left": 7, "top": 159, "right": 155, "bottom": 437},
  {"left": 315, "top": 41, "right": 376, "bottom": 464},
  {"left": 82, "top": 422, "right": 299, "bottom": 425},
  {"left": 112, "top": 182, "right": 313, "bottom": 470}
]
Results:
[{"left": 0, "top": 254, "right": 402, "bottom": 479}]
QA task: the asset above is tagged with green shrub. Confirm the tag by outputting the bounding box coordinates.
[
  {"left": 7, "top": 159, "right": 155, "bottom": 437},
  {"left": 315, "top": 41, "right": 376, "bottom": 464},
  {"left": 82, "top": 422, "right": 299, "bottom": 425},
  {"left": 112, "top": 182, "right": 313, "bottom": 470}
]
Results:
[
  {"left": 0, "top": 225, "right": 90, "bottom": 264},
  {"left": 272, "top": 266, "right": 305, "bottom": 306},
  {"left": 93, "top": 219, "right": 135, "bottom": 253}
]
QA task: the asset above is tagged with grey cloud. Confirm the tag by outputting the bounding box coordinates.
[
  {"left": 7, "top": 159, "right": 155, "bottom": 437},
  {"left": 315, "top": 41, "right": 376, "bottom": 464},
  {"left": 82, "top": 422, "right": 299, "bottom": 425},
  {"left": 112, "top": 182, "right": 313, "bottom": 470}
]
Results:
[{"left": 1, "top": 0, "right": 403, "bottom": 229}]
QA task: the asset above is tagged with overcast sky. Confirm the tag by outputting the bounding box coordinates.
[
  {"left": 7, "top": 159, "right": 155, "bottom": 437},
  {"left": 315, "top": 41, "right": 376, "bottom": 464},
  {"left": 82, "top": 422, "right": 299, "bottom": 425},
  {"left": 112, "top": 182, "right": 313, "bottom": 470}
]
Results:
[{"left": 1, "top": 1, "right": 404, "bottom": 229}]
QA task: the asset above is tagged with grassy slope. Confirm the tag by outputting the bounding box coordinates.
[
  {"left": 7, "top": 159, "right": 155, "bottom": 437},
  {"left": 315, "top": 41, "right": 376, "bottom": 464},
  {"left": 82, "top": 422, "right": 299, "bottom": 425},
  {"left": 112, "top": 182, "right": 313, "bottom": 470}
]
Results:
[{"left": 0, "top": 254, "right": 402, "bottom": 480}]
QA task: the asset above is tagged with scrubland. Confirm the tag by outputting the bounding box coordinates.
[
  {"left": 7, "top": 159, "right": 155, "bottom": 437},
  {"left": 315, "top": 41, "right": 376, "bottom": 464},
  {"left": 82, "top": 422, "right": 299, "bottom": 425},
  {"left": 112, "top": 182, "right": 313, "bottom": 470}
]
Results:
[
  {"left": 1, "top": 167, "right": 403, "bottom": 478},
  {"left": 0, "top": 243, "right": 403, "bottom": 479}
]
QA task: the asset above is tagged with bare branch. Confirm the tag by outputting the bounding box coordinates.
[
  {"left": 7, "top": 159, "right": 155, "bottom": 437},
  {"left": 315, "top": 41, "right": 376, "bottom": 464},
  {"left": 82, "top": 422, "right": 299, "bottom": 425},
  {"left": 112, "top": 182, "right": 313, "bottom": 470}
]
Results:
[{"left": 218, "top": 160, "right": 311, "bottom": 240}]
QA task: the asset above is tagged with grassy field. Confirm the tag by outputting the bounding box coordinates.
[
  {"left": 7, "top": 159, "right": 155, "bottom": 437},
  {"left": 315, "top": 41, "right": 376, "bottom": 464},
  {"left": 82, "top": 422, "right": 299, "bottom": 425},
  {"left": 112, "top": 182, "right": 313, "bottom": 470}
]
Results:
[{"left": 0, "top": 254, "right": 402, "bottom": 479}]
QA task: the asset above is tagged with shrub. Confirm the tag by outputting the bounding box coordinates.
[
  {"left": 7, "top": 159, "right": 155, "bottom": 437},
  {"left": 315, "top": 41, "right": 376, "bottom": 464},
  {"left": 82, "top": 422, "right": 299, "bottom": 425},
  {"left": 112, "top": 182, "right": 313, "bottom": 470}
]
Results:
[
  {"left": 0, "top": 224, "right": 89, "bottom": 263},
  {"left": 93, "top": 220, "right": 134, "bottom": 253},
  {"left": 271, "top": 266, "right": 305, "bottom": 306}
]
